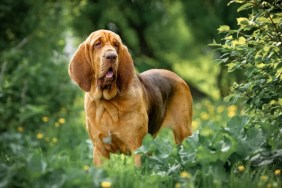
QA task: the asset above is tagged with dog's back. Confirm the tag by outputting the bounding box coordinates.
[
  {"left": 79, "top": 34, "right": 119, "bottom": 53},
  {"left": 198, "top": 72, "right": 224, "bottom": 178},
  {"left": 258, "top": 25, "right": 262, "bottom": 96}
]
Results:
[{"left": 138, "top": 69, "right": 193, "bottom": 142}]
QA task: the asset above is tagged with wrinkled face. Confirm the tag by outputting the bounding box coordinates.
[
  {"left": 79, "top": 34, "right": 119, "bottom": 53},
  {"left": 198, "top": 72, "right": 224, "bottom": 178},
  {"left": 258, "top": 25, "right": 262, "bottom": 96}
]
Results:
[
  {"left": 87, "top": 30, "right": 122, "bottom": 90},
  {"left": 69, "top": 29, "right": 134, "bottom": 100}
]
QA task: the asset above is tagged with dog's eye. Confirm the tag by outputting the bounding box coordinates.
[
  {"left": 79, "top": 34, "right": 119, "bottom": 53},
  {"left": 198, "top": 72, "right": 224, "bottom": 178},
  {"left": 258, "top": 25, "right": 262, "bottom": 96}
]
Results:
[
  {"left": 113, "top": 42, "right": 119, "bottom": 49},
  {"left": 94, "top": 40, "right": 102, "bottom": 48}
]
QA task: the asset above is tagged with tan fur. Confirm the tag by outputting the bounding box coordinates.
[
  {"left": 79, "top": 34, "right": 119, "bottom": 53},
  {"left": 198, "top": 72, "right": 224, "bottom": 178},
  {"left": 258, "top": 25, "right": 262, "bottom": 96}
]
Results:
[{"left": 69, "top": 30, "right": 193, "bottom": 166}]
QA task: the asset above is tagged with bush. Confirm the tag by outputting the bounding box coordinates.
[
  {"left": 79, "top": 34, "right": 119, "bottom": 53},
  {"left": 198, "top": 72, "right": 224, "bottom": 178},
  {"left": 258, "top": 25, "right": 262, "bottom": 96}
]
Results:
[{"left": 211, "top": 0, "right": 282, "bottom": 150}]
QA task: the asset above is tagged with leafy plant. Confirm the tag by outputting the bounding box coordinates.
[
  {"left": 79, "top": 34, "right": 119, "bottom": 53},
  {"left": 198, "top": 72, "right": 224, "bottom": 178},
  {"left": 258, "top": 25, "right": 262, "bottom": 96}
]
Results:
[{"left": 211, "top": 0, "right": 282, "bottom": 150}]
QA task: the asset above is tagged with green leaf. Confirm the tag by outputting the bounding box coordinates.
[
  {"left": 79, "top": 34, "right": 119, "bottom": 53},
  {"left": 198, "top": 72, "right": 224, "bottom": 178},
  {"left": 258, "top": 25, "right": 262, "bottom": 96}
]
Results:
[
  {"left": 228, "top": 0, "right": 245, "bottom": 6},
  {"left": 27, "top": 152, "right": 47, "bottom": 178},
  {"left": 226, "top": 116, "right": 249, "bottom": 135},
  {"left": 135, "top": 134, "right": 155, "bottom": 154},
  {"left": 218, "top": 134, "right": 237, "bottom": 162},
  {"left": 184, "top": 131, "right": 199, "bottom": 149},
  {"left": 179, "top": 131, "right": 199, "bottom": 166},
  {"left": 245, "top": 126, "right": 265, "bottom": 152},
  {"left": 237, "top": 17, "right": 249, "bottom": 25},
  {"left": 218, "top": 25, "right": 230, "bottom": 33},
  {"left": 0, "top": 164, "right": 9, "bottom": 188},
  {"left": 196, "top": 145, "right": 218, "bottom": 164},
  {"left": 237, "top": 3, "right": 253, "bottom": 12}
]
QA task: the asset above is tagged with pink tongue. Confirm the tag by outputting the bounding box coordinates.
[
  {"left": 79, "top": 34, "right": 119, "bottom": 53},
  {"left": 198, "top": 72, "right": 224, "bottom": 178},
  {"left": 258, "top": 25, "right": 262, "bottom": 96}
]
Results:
[{"left": 106, "top": 70, "right": 114, "bottom": 78}]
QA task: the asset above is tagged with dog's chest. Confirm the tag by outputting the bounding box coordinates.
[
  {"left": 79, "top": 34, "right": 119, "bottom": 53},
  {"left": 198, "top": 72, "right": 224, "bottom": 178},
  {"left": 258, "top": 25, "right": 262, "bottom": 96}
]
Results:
[
  {"left": 85, "top": 94, "right": 148, "bottom": 154},
  {"left": 87, "top": 99, "right": 143, "bottom": 133},
  {"left": 95, "top": 101, "right": 119, "bottom": 127}
]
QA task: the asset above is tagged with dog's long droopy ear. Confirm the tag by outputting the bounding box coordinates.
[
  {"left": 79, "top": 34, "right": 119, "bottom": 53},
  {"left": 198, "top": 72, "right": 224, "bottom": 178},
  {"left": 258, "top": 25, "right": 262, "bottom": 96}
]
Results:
[
  {"left": 117, "top": 45, "right": 135, "bottom": 90},
  {"left": 68, "top": 42, "right": 93, "bottom": 92}
]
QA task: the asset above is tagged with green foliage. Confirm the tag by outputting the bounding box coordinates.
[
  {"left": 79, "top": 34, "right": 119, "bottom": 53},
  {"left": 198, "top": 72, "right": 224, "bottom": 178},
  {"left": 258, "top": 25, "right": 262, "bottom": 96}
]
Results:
[
  {"left": 2, "top": 101, "right": 281, "bottom": 187},
  {"left": 0, "top": 1, "right": 78, "bottom": 131},
  {"left": 181, "top": 0, "right": 240, "bottom": 43},
  {"left": 211, "top": 0, "right": 282, "bottom": 149},
  {"left": 136, "top": 115, "right": 281, "bottom": 187}
]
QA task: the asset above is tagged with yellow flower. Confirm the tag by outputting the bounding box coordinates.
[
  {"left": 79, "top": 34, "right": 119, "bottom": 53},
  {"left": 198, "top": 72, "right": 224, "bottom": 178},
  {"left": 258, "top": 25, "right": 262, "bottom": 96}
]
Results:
[
  {"left": 260, "top": 175, "right": 268, "bottom": 181},
  {"left": 274, "top": 169, "right": 281, "bottom": 176},
  {"left": 54, "top": 122, "right": 60, "bottom": 127},
  {"left": 207, "top": 105, "right": 214, "bottom": 113},
  {"left": 180, "top": 171, "right": 192, "bottom": 179},
  {"left": 201, "top": 128, "right": 213, "bottom": 136},
  {"left": 36, "top": 133, "right": 44, "bottom": 139},
  {"left": 42, "top": 116, "right": 49, "bottom": 122},
  {"left": 238, "top": 165, "right": 245, "bottom": 172},
  {"left": 192, "top": 120, "right": 199, "bottom": 130},
  {"left": 83, "top": 165, "right": 90, "bottom": 171},
  {"left": 52, "top": 137, "right": 58, "bottom": 143},
  {"left": 203, "top": 100, "right": 212, "bottom": 107},
  {"left": 101, "top": 181, "right": 112, "bottom": 188},
  {"left": 227, "top": 105, "right": 237, "bottom": 117},
  {"left": 17, "top": 126, "right": 24, "bottom": 132},
  {"left": 175, "top": 183, "right": 181, "bottom": 188},
  {"left": 200, "top": 112, "right": 209, "bottom": 120},
  {"left": 228, "top": 111, "right": 236, "bottom": 117},
  {"left": 217, "top": 106, "right": 224, "bottom": 113},
  {"left": 58, "top": 118, "right": 65, "bottom": 124}
]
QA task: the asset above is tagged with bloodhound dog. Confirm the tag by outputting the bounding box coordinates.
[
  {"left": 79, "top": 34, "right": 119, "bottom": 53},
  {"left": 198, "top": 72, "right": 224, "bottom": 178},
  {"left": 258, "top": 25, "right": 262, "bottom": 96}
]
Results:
[{"left": 68, "top": 30, "right": 193, "bottom": 166}]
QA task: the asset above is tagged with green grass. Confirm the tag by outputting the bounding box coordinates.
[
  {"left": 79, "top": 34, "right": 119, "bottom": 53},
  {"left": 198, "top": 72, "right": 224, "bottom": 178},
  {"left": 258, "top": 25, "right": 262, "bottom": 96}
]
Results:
[{"left": 0, "top": 99, "right": 281, "bottom": 188}]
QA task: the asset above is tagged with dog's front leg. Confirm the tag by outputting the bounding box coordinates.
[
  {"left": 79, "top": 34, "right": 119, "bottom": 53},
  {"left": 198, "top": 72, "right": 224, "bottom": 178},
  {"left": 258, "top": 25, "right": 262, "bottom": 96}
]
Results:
[
  {"left": 93, "top": 146, "right": 109, "bottom": 166},
  {"left": 134, "top": 153, "right": 142, "bottom": 167}
]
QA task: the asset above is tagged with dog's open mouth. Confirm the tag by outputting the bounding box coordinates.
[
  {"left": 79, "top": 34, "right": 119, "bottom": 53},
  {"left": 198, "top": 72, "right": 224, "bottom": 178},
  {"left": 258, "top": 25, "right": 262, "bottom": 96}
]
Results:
[
  {"left": 99, "top": 67, "right": 116, "bottom": 89},
  {"left": 105, "top": 68, "right": 114, "bottom": 79}
]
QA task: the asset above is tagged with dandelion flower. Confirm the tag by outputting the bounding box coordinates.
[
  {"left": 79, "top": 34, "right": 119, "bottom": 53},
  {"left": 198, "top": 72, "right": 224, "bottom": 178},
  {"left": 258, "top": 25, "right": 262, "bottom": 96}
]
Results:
[
  {"left": 207, "top": 105, "right": 214, "bottom": 113},
  {"left": 175, "top": 183, "right": 181, "bottom": 188},
  {"left": 200, "top": 112, "right": 209, "bottom": 120},
  {"left": 227, "top": 105, "right": 237, "bottom": 117},
  {"left": 192, "top": 120, "right": 199, "bottom": 130},
  {"left": 58, "top": 118, "right": 65, "bottom": 124},
  {"left": 203, "top": 100, "right": 212, "bottom": 107},
  {"left": 274, "top": 169, "right": 281, "bottom": 176},
  {"left": 52, "top": 137, "right": 58, "bottom": 143},
  {"left": 260, "top": 175, "right": 268, "bottom": 181},
  {"left": 180, "top": 171, "right": 192, "bottom": 179},
  {"left": 36, "top": 133, "right": 44, "bottom": 139},
  {"left": 83, "top": 165, "right": 90, "bottom": 171},
  {"left": 17, "top": 127, "right": 24, "bottom": 132},
  {"left": 238, "top": 165, "right": 245, "bottom": 172},
  {"left": 228, "top": 111, "right": 236, "bottom": 117},
  {"left": 217, "top": 106, "right": 224, "bottom": 113},
  {"left": 101, "top": 181, "right": 112, "bottom": 188},
  {"left": 55, "top": 122, "right": 60, "bottom": 127},
  {"left": 201, "top": 128, "right": 213, "bottom": 136},
  {"left": 42, "top": 116, "right": 49, "bottom": 122}
]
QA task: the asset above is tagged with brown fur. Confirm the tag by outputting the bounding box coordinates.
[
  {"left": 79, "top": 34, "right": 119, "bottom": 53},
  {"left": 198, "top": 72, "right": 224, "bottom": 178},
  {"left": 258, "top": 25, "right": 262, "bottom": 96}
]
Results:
[{"left": 69, "top": 30, "right": 193, "bottom": 166}]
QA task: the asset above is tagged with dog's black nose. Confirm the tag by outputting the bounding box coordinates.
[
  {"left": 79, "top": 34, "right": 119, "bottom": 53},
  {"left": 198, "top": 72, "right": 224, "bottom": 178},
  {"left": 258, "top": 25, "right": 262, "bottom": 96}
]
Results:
[{"left": 105, "top": 51, "right": 117, "bottom": 61}]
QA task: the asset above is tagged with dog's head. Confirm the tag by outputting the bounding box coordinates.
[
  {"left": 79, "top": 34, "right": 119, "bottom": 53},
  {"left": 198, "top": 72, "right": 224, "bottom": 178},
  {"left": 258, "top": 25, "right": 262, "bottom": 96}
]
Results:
[{"left": 69, "top": 30, "right": 134, "bottom": 100}]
